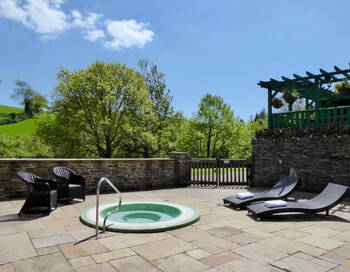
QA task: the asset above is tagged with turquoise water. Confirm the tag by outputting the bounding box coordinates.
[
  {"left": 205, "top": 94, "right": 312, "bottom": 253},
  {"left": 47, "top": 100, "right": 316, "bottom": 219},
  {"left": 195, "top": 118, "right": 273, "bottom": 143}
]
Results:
[{"left": 100, "top": 203, "right": 182, "bottom": 224}]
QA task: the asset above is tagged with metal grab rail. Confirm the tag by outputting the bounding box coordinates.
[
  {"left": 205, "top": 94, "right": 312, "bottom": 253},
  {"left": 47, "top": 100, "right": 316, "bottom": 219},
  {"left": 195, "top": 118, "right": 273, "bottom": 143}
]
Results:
[{"left": 96, "top": 177, "right": 122, "bottom": 237}]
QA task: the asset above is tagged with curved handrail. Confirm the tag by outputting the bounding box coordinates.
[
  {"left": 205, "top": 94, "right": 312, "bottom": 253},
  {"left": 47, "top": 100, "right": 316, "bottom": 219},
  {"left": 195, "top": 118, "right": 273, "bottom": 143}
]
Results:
[{"left": 96, "top": 177, "right": 122, "bottom": 237}]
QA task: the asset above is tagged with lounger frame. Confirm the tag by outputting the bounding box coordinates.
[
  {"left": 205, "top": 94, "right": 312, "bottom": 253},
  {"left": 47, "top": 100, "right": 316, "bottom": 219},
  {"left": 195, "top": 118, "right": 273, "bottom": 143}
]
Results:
[
  {"left": 246, "top": 183, "right": 349, "bottom": 219},
  {"left": 223, "top": 175, "right": 299, "bottom": 209}
]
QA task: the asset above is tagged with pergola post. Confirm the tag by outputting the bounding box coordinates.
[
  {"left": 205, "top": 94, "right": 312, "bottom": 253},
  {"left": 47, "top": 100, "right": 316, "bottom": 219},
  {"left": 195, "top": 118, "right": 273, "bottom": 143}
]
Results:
[{"left": 268, "top": 88, "right": 272, "bottom": 129}]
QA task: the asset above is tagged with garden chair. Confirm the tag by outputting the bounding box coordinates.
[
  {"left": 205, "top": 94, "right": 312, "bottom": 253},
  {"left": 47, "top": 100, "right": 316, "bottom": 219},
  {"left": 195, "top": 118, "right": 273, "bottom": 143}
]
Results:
[
  {"left": 17, "top": 171, "right": 58, "bottom": 215},
  {"left": 52, "top": 166, "right": 86, "bottom": 202},
  {"left": 246, "top": 183, "right": 349, "bottom": 219}
]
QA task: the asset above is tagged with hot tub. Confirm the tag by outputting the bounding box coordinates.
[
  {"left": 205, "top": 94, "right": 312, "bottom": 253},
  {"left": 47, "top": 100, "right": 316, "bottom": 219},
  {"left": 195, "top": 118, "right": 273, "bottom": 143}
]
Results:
[{"left": 80, "top": 201, "right": 200, "bottom": 232}]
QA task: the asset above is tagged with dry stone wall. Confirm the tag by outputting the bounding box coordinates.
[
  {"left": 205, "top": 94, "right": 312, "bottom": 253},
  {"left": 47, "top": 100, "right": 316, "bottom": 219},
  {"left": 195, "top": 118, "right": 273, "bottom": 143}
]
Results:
[
  {"left": 252, "top": 127, "right": 350, "bottom": 192},
  {"left": 0, "top": 152, "right": 189, "bottom": 199}
]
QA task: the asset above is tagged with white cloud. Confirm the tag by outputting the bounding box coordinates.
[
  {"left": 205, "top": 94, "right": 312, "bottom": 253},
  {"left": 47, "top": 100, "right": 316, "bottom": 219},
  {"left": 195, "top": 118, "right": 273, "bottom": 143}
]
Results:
[
  {"left": 84, "top": 29, "right": 105, "bottom": 41},
  {"left": 105, "top": 19, "right": 154, "bottom": 49},
  {"left": 0, "top": 0, "right": 69, "bottom": 39},
  {"left": 0, "top": 0, "right": 28, "bottom": 25},
  {"left": 0, "top": 0, "right": 154, "bottom": 49},
  {"left": 71, "top": 10, "right": 99, "bottom": 29},
  {"left": 24, "top": 0, "right": 69, "bottom": 39},
  {"left": 72, "top": 10, "right": 105, "bottom": 41},
  {"left": 50, "top": 0, "right": 65, "bottom": 8}
]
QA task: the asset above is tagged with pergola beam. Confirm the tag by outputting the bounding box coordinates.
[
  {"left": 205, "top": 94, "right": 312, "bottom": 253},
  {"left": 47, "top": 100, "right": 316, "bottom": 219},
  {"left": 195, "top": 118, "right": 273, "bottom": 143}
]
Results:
[
  {"left": 334, "top": 65, "right": 350, "bottom": 78},
  {"left": 320, "top": 69, "right": 338, "bottom": 81},
  {"left": 258, "top": 64, "right": 350, "bottom": 91}
]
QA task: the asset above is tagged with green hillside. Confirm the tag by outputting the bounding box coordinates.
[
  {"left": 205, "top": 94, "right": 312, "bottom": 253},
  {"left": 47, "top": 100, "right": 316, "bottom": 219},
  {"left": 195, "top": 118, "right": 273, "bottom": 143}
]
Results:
[
  {"left": 0, "top": 117, "right": 39, "bottom": 136},
  {"left": 0, "top": 105, "right": 23, "bottom": 114}
]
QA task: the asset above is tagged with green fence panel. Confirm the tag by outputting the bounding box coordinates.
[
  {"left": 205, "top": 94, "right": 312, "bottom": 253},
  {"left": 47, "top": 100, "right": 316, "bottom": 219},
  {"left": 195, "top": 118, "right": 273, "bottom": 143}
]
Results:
[{"left": 340, "top": 108, "right": 344, "bottom": 126}]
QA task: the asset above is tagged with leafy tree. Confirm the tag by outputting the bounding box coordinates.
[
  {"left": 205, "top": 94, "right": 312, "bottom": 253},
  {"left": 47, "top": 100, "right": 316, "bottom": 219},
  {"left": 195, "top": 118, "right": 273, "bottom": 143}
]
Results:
[
  {"left": 0, "top": 135, "right": 52, "bottom": 158},
  {"left": 253, "top": 108, "right": 266, "bottom": 121},
  {"left": 36, "top": 113, "right": 85, "bottom": 157},
  {"left": 11, "top": 80, "right": 35, "bottom": 116},
  {"left": 236, "top": 117, "right": 267, "bottom": 158},
  {"left": 177, "top": 93, "right": 242, "bottom": 158},
  {"left": 37, "top": 61, "right": 149, "bottom": 158},
  {"left": 120, "top": 59, "right": 181, "bottom": 158},
  {"left": 32, "top": 94, "right": 48, "bottom": 113}
]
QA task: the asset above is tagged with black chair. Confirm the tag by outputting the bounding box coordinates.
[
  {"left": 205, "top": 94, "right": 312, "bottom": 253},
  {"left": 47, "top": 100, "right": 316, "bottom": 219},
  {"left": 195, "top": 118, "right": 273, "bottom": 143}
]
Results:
[
  {"left": 246, "top": 183, "right": 349, "bottom": 219},
  {"left": 17, "top": 171, "right": 58, "bottom": 215},
  {"left": 52, "top": 166, "right": 86, "bottom": 202},
  {"left": 223, "top": 176, "right": 299, "bottom": 209}
]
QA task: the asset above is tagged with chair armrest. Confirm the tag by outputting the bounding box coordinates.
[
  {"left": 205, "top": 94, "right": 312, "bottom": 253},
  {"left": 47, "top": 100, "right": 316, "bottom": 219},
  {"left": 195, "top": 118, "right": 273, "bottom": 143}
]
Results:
[
  {"left": 71, "top": 174, "right": 86, "bottom": 185},
  {"left": 36, "top": 178, "right": 58, "bottom": 190},
  {"left": 31, "top": 181, "right": 50, "bottom": 193}
]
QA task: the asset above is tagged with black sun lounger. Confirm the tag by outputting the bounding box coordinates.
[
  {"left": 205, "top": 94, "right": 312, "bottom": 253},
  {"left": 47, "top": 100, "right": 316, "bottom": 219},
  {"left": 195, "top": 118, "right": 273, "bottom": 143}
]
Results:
[
  {"left": 223, "top": 175, "right": 299, "bottom": 209},
  {"left": 246, "top": 183, "right": 349, "bottom": 219}
]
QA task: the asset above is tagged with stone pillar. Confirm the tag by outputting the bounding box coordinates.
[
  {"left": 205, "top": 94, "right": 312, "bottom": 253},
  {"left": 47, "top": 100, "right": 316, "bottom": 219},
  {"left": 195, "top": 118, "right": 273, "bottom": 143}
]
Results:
[{"left": 169, "top": 152, "right": 190, "bottom": 186}]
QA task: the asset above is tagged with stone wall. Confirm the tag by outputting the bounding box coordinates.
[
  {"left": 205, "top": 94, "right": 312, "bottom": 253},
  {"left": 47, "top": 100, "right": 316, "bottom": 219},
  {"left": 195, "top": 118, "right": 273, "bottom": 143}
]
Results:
[
  {"left": 252, "top": 128, "right": 350, "bottom": 192},
  {"left": 0, "top": 152, "right": 190, "bottom": 199}
]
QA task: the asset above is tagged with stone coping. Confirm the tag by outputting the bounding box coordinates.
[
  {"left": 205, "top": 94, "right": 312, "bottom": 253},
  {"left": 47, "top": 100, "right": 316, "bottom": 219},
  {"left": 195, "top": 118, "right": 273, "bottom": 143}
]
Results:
[{"left": 0, "top": 158, "right": 174, "bottom": 161}]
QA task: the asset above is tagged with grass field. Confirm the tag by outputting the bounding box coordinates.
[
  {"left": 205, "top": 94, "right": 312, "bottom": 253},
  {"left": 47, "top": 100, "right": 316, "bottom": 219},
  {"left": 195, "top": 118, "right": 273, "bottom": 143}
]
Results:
[
  {"left": 0, "top": 117, "right": 40, "bottom": 136},
  {"left": 0, "top": 105, "right": 47, "bottom": 136},
  {"left": 0, "top": 105, "right": 24, "bottom": 114}
]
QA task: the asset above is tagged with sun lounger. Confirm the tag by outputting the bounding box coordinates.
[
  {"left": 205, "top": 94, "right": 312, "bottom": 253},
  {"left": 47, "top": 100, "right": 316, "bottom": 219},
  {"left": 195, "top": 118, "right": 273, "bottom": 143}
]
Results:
[
  {"left": 246, "top": 183, "right": 349, "bottom": 219},
  {"left": 223, "top": 175, "right": 299, "bottom": 209}
]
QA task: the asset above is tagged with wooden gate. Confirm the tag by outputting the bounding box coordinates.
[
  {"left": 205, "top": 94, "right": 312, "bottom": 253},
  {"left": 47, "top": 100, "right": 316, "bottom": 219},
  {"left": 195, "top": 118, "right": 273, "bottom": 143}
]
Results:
[{"left": 189, "top": 158, "right": 253, "bottom": 186}]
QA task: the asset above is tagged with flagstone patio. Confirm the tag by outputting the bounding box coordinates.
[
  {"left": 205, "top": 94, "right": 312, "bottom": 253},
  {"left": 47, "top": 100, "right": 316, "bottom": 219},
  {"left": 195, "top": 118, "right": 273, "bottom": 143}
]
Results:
[{"left": 0, "top": 187, "right": 350, "bottom": 272}]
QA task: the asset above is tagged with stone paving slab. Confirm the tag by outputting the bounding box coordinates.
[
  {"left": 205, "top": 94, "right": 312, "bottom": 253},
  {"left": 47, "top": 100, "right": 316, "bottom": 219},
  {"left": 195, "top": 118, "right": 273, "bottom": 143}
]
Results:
[
  {"left": 322, "top": 245, "right": 350, "bottom": 263},
  {"left": 225, "top": 231, "right": 262, "bottom": 245},
  {"left": 200, "top": 251, "right": 241, "bottom": 267},
  {"left": 300, "top": 225, "right": 340, "bottom": 237},
  {"left": 99, "top": 232, "right": 171, "bottom": 251},
  {"left": 309, "top": 257, "right": 338, "bottom": 270},
  {"left": 258, "top": 236, "right": 327, "bottom": 256},
  {"left": 59, "top": 240, "right": 107, "bottom": 259},
  {"left": 152, "top": 253, "right": 209, "bottom": 272},
  {"left": 297, "top": 234, "right": 345, "bottom": 250},
  {"left": 28, "top": 228, "right": 67, "bottom": 239},
  {"left": 222, "top": 258, "right": 280, "bottom": 272},
  {"left": 75, "top": 262, "right": 116, "bottom": 272},
  {"left": 32, "top": 233, "right": 75, "bottom": 248},
  {"left": 232, "top": 242, "right": 288, "bottom": 265},
  {"left": 208, "top": 226, "right": 241, "bottom": 238},
  {"left": 110, "top": 255, "right": 159, "bottom": 272},
  {"left": 0, "top": 220, "right": 44, "bottom": 236},
  {"left": 37, "top": 246, "right": 61, "bottom": 256},
  {"left": 270, "top": 255, "right": 332, "bottom": 272},
  {"left": 132, "top": 237, "right": 194, "bottom": 260},
  {"left": 69, "top": 256, "right": 95, "bottom": 268},
  {"left": 168, "top": 226, "right": 212, "bottom": 242},
  {"left": 0, "top": 263, "right": 15, "bottom": 272},
  {"left": 0, "top": 232, "right": 37, "bottom": 265},
  {"left": 92, "top": 248, "right": 135, "bottom": 263},
  {"left": 331, "top": 230, "right": 350, "bottom": 243},
  {"left": 341, "top": 259, "right": 350, "bottom": 271},
  {"left": 192, "top": 236, "right": 239, "bottom": 254},
  {"left": 185, "top": 249, "right": 210, "bottom": 259},
  {"left": 14, "top": 253, "right": 73, "bottom": 272}
]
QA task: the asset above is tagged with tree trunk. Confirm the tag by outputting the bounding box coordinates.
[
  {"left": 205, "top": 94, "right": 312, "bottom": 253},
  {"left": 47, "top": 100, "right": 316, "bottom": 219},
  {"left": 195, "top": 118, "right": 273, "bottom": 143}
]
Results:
[{"left": 206, "top": 127, "right": 212, "bottom": 158}]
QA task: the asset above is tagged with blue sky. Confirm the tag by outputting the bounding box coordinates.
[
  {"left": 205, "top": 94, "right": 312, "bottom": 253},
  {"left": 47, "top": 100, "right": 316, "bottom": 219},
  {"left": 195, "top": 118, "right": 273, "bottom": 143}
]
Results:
[{"left": 0, "top": 0, "right": 349, "bottom": 120}]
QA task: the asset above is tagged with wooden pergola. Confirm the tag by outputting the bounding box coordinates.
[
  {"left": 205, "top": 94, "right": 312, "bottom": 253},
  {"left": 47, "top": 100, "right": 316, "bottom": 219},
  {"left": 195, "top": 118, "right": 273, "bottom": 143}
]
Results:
[{"left": 258, "top": 64, "right": 350, "bottom": 129}]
